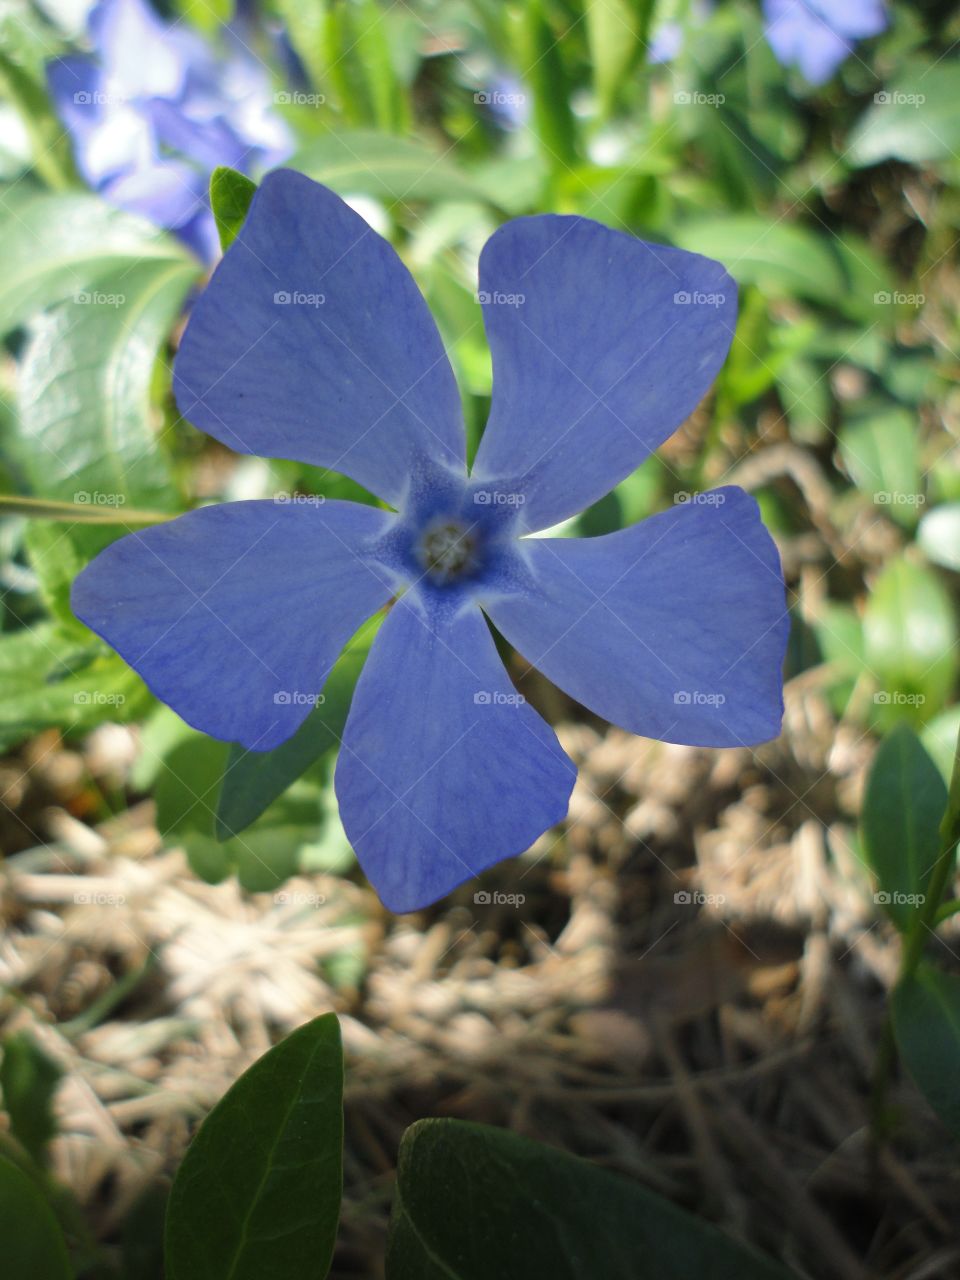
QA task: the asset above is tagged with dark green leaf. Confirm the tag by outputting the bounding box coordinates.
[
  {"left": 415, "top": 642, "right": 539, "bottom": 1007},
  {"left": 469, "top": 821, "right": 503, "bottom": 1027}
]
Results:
[
  {"left": 210, "top": 166, "right": 257, "bottom": 252},
  {"left": 861, "top": 725, "right": 948, "bottom": 931},
  {"left": 387, "top": 1119, "right": 798, "bottom": 1280},
  {"left": 0, "top": 1155, "right": 71, "bottom": 1280},
  {"left": 0, "top": 1032, "right": 61, "bottom": 1164},
  {"left": 165, "top": 1013, "right": 343, "bottom": 1280},
  {"left": 892, "top": 963, "right": 960, "bottom": 1138}
]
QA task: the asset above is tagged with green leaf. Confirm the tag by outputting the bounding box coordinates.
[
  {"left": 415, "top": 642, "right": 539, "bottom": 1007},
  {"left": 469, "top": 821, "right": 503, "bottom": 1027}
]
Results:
[
  {"left": 848, "top": 64, "right": 960, "bottom": 166},
  {"left": 387, "top": 1119, "right": 797, "bottom": 1280},
  {"left": 585, "top": 0, "right": 644, "bottom": 121},
  {"left": 216, "top": 617, "right": 380, "bottom": 839},
  {"left": 863, "top": 556, "right": 958, "bottom": 722},
  {"left": 673, "top": 217, "right": 845, "bottom": 306},
  {"left": 860, "top": 724, "right": 948, "bottom": 931},
  {"left": 919, "top": 503, "right": 960, "bottom": 572},
  {"left": 940, "top": 724, "right": 960, "bottom": 858},
  {"left": 0, "top": 1033, "right": 61, "bottom": 1164},
  {"left": 0, "top": 191, "right": 190, "bottom": 332},
  {"left": 15, "top": 258, "right": 195, "bottom": 508},
  {"left": 892, "top": 963, "right": 960, "bottom": 1138},
  {"left": 154, "top": 733, "right": 230, "bottom": 839},
  {"left": 0, "top": 50, "right": 77, "bottom": 190},
  {"left": 23, "top": 522, "right": 86, "bottom": 634},
  {"left": 0, "top": 1156, "right": 71, "bottom": 1280},
  {"left": 293, "top": 130, "right": 491, "bottom": 205},
  {"left": 838, "top": 410, "right": 922, "bottom": 527},
  {"left": 165, "top": 1013, "right": 343, "bottom": 1280},
  {"left": 210, "top": 166, "right": 257, "bottom": 252}
]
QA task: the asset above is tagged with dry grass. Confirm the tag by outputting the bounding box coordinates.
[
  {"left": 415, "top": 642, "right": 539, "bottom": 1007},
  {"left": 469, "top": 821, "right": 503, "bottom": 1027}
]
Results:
[{"left": 2, "top": 668, "right": 960, "bottom": 1279}]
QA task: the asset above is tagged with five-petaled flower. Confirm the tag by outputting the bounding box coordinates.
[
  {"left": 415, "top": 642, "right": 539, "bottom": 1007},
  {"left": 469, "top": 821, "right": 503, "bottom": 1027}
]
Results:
[{"left": 73, "top": 170, "right": 789, "bottom": 912}]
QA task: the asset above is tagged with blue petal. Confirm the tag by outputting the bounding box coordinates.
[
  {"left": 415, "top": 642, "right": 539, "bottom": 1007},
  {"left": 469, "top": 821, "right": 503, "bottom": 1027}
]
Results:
[
  {"left": 335, "top": 593, "right": 575, "bottom": 912},
  {"left": 89, "top": 0, "right": 187, "bottom": 101},
  {"left": 484, "top": 488, "right": 788, "bottom": 747},
  {"left": 471, "top": 215, "right": 737, "bottom": 532},
  {"left": 72, "top": 500, "right": 395, "bottom": 750},
  {"left": 173, "top": 170, "right": 466, "bottom": 506}
]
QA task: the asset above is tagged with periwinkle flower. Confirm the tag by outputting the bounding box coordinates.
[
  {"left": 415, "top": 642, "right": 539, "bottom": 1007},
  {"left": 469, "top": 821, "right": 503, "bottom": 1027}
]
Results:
[
  {"left": 47, "top": 0, "right": 289, "bottom": 260},
  {"left": 762, "top": 0, "right": 887, "bottom": 85},
  {"left": 72, "top": 170, "right": 788, "bottom": 912}
]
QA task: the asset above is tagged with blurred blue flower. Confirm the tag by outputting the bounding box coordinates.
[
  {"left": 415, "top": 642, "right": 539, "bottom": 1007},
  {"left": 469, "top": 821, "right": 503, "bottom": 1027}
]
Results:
[
  {"left": 648, "top": 21, "right": 683, "bottom": 65},
  {"left": 763, "top": 0, "right": 887, "bottom": 84},
  {"left": 47, "top": 0, "right": 290, "bottom": 259},
  {"left": 73, "top": 171, "right": 788, "bottom": 911}
]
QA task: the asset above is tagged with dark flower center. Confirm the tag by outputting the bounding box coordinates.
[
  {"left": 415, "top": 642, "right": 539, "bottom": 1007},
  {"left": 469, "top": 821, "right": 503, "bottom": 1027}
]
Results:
[{"left": 417, "top": 519, "right": 478, "bottom": 583}]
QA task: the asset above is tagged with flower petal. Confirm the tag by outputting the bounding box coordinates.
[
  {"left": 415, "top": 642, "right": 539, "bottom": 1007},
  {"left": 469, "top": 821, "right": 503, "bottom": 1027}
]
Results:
[
  {"left": 471, "top": 215, "right": 737, "bottom": 532},
  {"left": 173, "top": 169, "right": 466, "bottom": 505},
  {"left": 484, "top": 488, "right": 788, "bottom": 747},
  {"left": 72, "top": 499, "right": 395, "bottom": 750},
  {"left": 335, "top": 593, "right": 575, "bottom": 912}
]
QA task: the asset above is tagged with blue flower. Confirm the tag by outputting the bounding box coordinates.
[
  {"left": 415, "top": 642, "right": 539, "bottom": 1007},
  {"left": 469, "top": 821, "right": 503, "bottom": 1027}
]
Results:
[
  {"left": 763, "top": 0, "right": 887, "bottom": 85},
  {"left": 72, "top": 170, "right": 789, "bottom": 912},
  {"left": 47, "top": 0, "right": 289, "bottom": 260}
]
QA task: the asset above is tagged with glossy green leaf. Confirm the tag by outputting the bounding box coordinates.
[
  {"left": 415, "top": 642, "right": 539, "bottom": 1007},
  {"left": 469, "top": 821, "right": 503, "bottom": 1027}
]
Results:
[
  {"left": 210, "top": 166, "right": 257, "bottom": 251},
  {"left": 0, "top": 1032, "right": 61, "bottom": 1163},
  {"left": 860, "top": 724, "right": 948, "bottom": 931},
  {"left": 892, "top": 963, "right": 960, "bottom": 1138},
  {"left": 15, "top": 258, "right": 194, "bottom": 507},
  {"left": 0, "top": 1157, "right": 71, "bottom": 1280},
  {"left": 848, "top": 64, "right": 960, "bottom": 166},
  {"left": 216, "top": 618, "right": 380, "bottom": 839},
  {"left": 673, "top": 217, "right": 845, "bottom": 305},
  {"left": 0, "top": 191, "right": 190, "bottom": 332},
  {"left": 165, "top": 1013, "right": 344, "bottom": 1280},
  {"left": 293, "top": 130, "right": 491, "bottom": 205},
  {"left": 838, "top": 410, "right": 921, "bottom": 526},
  {"left": 387, "top": 1119, "right": 798, "bottom": 1280},
  {"left": 863, "top": 556, "right": 958, "bottom": 722}
]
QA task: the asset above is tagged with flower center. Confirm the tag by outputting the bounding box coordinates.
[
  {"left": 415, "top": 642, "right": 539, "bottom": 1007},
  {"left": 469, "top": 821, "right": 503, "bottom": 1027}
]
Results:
[{"left": 417, "top": 519, "right": 478, "bottom": 583}]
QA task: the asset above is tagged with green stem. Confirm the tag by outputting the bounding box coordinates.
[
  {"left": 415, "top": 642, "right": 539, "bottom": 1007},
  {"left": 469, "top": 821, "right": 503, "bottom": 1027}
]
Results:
[{"left": 0, "top": 494, "right": 173, "bottom": 524}]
